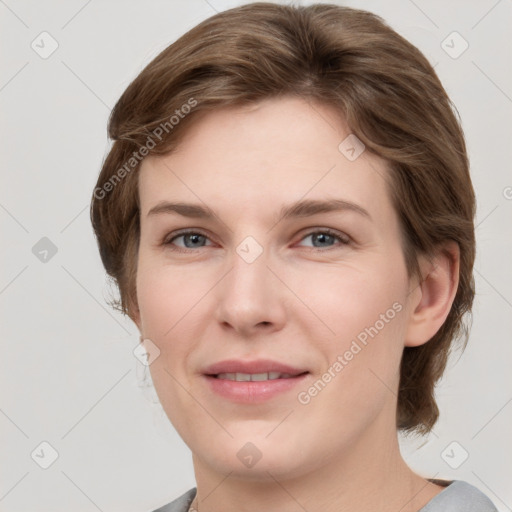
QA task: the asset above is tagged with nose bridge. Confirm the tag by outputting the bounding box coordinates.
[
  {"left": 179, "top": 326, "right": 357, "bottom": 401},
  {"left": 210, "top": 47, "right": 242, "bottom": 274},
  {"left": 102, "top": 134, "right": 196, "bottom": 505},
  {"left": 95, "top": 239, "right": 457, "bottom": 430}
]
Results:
[
  {"left": 230, "top": 240, "right": 269, "bottom": 292},
  {"left": 214, "top": 236, "right": 285, "bottom": 334}
]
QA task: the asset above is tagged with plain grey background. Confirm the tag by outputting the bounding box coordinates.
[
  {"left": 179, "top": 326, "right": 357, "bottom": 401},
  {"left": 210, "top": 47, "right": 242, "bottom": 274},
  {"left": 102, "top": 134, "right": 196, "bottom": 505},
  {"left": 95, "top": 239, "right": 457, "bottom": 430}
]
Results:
[{"left": 1, "top": 0, "right": 511, "bottom": 511}]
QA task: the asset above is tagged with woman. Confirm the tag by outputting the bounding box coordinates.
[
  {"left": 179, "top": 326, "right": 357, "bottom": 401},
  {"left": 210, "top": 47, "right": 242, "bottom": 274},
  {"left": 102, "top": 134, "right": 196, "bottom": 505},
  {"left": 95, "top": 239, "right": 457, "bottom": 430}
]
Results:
[{"left": 91, "top": 3, "right": 498, "bottom": 511}]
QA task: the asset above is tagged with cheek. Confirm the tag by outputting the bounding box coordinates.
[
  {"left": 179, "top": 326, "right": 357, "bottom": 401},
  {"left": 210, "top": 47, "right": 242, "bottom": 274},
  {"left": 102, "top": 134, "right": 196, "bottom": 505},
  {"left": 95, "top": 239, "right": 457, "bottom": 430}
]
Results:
[
  {"left": 136, "top": 257, "right": 206, "bottom": 339},
  {"left": 136, "top": 260, "right": 207, "bottom": 434},
  {"left": 294, "top": 259, "right": 407, "bottom": 346},
  {"left": 294, "top": 260, "right": 408, "bottom": 405}
]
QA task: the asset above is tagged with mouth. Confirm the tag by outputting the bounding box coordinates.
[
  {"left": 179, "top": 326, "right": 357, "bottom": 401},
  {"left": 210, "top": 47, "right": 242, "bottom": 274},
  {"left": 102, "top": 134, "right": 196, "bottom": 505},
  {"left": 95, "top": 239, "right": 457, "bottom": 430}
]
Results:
[
  {"left": 201, "top": 359, "right": 310, "bottom": 403},
  {"left": 208, "top": 371, "right": 309, "bottom": 381}
]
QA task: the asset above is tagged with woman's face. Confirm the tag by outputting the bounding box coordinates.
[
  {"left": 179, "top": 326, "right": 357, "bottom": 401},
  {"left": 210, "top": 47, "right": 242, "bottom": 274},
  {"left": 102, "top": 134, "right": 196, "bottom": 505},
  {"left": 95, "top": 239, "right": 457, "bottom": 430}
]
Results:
[{"left": 135, "top": 96, "right": 416, "bottom": 480}]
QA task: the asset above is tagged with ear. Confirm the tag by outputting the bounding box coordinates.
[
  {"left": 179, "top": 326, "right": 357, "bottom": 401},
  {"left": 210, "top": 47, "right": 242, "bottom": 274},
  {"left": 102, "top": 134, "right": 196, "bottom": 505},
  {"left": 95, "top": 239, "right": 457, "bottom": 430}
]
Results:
[{"left": 404, "top": 241, "right": 460, "bottom": 347}]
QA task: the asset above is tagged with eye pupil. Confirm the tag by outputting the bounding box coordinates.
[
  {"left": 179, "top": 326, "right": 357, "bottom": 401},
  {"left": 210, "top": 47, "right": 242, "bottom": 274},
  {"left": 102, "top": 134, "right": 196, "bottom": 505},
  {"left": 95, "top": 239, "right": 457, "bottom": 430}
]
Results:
[
  {"left": 185, "top": 233, "right": 204, "bottom": 247},
  {"left": 313, "top": 233, "right": 334, "bottom": 247}
]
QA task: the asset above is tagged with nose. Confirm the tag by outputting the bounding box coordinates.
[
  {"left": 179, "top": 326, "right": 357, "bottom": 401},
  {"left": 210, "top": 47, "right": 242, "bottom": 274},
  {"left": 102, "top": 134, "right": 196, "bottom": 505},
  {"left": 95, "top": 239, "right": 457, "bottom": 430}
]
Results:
[{"left": 213, "top": 245, "right": 287, "bottom": 338}]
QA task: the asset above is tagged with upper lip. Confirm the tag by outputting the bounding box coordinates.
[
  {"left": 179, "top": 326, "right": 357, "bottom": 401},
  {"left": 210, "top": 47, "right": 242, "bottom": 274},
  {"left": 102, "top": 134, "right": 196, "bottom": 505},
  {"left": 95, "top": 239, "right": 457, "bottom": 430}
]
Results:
[{"left": 203, "top": 359, "right": 309, "bottom": 376}]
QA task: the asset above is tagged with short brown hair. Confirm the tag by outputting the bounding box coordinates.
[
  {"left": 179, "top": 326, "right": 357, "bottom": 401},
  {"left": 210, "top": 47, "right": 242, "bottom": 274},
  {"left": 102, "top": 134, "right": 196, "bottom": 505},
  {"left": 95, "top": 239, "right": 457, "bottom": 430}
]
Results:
[{"left": 90, "top": 2, "right": 476, "bottom": 435}]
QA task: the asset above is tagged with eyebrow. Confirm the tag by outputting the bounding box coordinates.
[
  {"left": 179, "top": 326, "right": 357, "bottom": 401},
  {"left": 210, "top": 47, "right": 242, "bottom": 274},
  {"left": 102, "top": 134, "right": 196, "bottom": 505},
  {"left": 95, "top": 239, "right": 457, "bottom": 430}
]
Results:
[{"left": 147, "top": 198, "right": 371, "bottom": 222}]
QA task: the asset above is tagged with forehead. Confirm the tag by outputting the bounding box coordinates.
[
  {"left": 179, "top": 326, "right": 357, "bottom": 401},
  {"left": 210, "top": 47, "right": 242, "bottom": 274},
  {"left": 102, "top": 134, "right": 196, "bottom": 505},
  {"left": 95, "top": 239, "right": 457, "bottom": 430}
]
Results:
[{"left": 138, "top": 96, "right": 393, "bottom": 222}]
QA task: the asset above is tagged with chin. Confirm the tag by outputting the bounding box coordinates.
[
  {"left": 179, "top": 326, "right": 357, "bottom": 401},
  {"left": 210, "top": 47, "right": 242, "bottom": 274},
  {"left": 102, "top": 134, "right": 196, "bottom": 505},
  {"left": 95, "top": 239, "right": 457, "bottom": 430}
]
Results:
[{"left": 193, "top": 433, "right": 318, "bottom": 482}]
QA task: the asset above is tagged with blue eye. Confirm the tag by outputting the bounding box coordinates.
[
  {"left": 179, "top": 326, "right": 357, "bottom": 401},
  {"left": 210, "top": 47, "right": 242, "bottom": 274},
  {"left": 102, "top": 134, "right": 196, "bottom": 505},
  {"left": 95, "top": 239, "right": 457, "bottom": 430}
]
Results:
[
  {"left": 163, "top": 228, "right": 350, "bottom": 252},
  {"left": 165, "top": 231, "right": 212, "bottom": 250},
  {"left": 297, "top": 229, "right": 350, "bottom": 249}
]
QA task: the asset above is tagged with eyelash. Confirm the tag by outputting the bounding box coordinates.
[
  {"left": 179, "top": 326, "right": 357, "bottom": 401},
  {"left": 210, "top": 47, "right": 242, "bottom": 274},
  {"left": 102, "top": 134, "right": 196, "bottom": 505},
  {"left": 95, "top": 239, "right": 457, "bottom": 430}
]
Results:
[{"left": 162, "top": 228, "right": 351, "bottom": 253}]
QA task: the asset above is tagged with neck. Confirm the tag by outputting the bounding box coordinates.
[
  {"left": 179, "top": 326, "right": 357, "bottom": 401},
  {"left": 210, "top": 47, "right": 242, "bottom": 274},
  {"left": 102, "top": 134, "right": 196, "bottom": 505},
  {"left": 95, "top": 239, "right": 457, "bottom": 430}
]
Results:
[{"left": 190, "top": 414, "right": 443, "bottom": 512}]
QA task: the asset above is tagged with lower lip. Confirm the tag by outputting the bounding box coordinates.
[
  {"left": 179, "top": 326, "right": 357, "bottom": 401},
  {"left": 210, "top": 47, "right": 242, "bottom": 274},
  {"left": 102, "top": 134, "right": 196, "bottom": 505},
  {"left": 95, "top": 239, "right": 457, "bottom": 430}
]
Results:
[{"left": 203, "top": 374, "right": 309, "bottom": 403}]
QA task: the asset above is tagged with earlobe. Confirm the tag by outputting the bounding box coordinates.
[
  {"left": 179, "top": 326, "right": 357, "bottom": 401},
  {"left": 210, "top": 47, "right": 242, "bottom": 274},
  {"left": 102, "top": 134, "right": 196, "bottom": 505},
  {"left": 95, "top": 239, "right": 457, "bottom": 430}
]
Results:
[{"left": 404, "top": 242, "right": 460, "bottom": 347}]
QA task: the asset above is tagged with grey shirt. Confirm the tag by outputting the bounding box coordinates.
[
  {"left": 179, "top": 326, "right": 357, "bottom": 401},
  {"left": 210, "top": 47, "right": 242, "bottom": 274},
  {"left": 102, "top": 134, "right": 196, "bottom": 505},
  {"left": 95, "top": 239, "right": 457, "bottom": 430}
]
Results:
[{"left": 151, "top": 480, "right": 498, "bottom": 511}]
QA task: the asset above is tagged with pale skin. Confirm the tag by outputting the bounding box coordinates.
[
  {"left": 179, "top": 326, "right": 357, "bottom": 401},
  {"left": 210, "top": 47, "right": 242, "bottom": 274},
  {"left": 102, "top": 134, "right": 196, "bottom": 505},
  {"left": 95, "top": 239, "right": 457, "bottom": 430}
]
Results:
[{"left": 131, "top": 96, "right": 460, "bottom": 512}]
